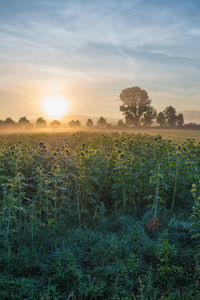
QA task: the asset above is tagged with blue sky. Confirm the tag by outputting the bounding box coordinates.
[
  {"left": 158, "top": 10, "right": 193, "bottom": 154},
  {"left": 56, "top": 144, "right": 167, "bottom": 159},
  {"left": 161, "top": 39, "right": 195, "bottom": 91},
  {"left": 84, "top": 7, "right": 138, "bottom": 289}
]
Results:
[{"left": 0, "top": 0, "right": 200, "bottom": 120}]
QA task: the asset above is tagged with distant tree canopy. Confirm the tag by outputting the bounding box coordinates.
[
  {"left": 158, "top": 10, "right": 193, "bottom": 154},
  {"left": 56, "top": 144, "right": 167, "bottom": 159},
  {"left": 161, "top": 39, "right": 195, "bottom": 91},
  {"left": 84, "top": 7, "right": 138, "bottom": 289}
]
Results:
[
  {"left": 18, "top": 116, "right": 30, "bottom": 125},
  {"left": 117, "top": 119, "right": 126, "bottom": 129},
  {"left": 51, "top": 120, "right": 61, "bottom": 128},
  {"left": 36, "top": 117, "right": 46, "bottom": 128},
  {"left": 68, "top": 120, "right": 81, "bottom": 127},
  {"left": 117, "top": 119, "right": 123, "bottom": 126},
  {"left": 142, "top": 107, "right": 157, "bottom": 127},
  {"left": 164, "top": 106, "right": 177, "bottom": 127},
  {"left": 120, "top": 87, "right": 156, "bottom": 127},
  {"left": 86, "top": 119, "right": 93, "bottom": 128},
  {"left": 177, "top": 113, "right": 184, "bottom": 127},
  {"left": 184, "top": 123, "right": 200, "bottom": 129},
  {"left": 97, "top": 116, "right": 107, "bottom": 127},
  {"left": 156, "top": 112, "right": 166, "bottom": 127},
  {"left": 4, "top": 117, "right": 15, "bottom": 126},
  {"left": 156, "top": 106, "right": 184, "bottom": 127}
]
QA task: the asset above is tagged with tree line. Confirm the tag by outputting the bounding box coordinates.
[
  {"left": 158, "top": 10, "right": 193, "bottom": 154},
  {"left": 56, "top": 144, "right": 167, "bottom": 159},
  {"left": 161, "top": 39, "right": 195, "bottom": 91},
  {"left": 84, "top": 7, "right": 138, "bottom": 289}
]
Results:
[
  {"left": 0, "top": 117, "right": 61, "bottom": 129},
  {"left": 119, "top": 86, "right": 184, "bottom": 128},
  {"left": 0, "top": 116, "right": 111, "bottom": 129},
  {"left": 1, "top": 86, "right": 199, "bottom": 129}
]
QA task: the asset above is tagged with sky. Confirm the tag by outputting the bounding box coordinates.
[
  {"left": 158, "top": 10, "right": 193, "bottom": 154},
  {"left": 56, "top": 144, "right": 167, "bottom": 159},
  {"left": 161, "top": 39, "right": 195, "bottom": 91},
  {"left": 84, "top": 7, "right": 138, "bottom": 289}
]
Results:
[{"left": 0, "top": 0, "right": 200, "bottom": 120}]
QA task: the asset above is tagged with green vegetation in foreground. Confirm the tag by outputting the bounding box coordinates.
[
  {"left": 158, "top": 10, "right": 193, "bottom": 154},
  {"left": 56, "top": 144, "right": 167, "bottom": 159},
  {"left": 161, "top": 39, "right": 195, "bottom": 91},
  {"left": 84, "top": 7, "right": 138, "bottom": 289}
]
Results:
[{"left": 0, "top": 131, "right": 200, "bottom": 299}]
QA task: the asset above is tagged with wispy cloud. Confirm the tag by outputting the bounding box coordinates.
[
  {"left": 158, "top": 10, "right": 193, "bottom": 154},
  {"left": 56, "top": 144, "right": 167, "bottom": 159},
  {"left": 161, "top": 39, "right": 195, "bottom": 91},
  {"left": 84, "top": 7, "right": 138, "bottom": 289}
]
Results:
[
  {"left": 0, "top": 0, "right": 200, "bottom": 118},
  {"left": 189, "top": 28, "right": 200, "bottom": 36}
]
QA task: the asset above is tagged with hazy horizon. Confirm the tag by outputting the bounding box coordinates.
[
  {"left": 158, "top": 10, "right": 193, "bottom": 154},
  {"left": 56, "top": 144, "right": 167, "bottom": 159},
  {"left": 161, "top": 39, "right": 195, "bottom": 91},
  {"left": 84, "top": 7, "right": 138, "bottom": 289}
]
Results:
[
  {"left": 1, "top": 110, "right": 200, "bottom": 125},
  {"left": 1, "top": 0, "right": 200, "bottom": 120}
]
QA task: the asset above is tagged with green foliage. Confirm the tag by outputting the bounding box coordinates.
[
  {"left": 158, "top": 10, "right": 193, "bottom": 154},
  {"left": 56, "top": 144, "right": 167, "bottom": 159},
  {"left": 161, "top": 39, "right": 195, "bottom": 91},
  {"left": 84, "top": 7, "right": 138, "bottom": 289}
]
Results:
[
  {"left": 190, "top": 182, "right": 200, "bottom": 287},
  {"left": 0, "top": 132, "right": 199, "bottom": 298},
  {"left": 156, "top": 112, "right": 166, "bottom": 127},
  {"left": 157, "top": 106, "right": 184, "bottom": 127},
  {"left": 164, "top": 106, "right": 177, "bottom": 127},
  {"left": 155, "top": 233, "right": 183, "bottom": 283},
  {"left": 191, "top": 182, "right": 200, "bottom": 239},
  {"left": 177, "top": 113, "right": 184, "bottom": 127},
  {"left": 142, "top": 106, "right": 157, "bottom": 127}
]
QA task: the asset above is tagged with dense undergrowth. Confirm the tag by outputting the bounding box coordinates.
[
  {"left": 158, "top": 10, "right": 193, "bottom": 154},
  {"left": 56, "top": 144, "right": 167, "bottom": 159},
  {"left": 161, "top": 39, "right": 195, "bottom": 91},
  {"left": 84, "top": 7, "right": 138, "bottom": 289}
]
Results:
[{"left": 0, "top": 132, "right": 200, "bottom": 299}]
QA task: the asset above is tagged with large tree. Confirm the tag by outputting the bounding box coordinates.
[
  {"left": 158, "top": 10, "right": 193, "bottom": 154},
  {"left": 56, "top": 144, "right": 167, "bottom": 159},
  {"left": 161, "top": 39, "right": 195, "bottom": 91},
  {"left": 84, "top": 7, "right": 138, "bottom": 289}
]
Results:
[
  {"left": 120, "top": 87, "right": 154, "bottom": 127},
  {"left": 164, "top": 106, "right": 177, "bottom": 127},
  {"left": 142, "top": 107, "right": 157, "bottom": 127},
  {"left": 176, "top": 113, "right": 184, "bottom": 127},
  {"left": 156, "top": 112, "right": 166, "bottom": 127}
]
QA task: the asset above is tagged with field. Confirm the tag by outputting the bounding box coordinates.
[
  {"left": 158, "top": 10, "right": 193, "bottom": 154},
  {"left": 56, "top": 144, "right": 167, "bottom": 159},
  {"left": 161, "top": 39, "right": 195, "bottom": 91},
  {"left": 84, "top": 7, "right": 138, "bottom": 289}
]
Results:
[
  {"left": 0, "top": 131, "right": 200, "bottom": 299},
  {"left": 126, "top": 128, "right": 200, "bottom": 142}
]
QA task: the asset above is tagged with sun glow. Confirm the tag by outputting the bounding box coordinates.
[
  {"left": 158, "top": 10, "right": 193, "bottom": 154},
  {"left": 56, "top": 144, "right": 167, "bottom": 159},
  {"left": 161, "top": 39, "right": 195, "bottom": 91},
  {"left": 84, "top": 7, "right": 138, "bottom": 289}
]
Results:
[{"left": 41, "top": 96, "right": 69, "bottom": 119}]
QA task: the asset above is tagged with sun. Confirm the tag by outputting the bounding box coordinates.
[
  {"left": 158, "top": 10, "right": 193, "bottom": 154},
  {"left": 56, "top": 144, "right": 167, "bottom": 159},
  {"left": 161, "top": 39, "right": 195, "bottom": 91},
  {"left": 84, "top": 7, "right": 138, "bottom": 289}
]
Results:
[{"left": 41, "top": 96, "right": 69, "bottom": 119}]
